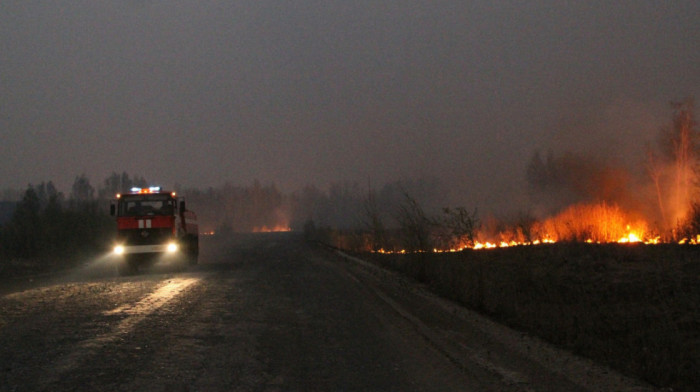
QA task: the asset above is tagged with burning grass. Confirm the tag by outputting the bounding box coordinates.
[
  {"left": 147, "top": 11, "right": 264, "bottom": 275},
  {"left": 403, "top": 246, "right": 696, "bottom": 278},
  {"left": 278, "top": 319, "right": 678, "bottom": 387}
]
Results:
[
  {"left": 505, "top": 202, "right": 655, "bottom": 245},
  {"left": 349, "top": 202, "right": 667, "bottom": 254},
  {"left": 358, "top": 243, "right": 700, "bottom": 391}
]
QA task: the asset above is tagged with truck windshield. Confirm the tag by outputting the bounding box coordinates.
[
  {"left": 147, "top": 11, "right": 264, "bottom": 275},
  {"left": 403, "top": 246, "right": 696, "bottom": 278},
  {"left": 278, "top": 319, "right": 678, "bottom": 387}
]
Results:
[{"left": 118, "top": 195, "right": 176, "bottom": 217}]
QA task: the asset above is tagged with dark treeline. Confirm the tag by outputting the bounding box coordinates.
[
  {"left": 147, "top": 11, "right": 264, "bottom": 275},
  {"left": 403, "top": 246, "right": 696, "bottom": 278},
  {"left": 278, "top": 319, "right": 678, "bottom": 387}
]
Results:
[
  {"left": 0, "top": 172, "right": 454, "bottom": 260},
  {"left": 0, "top": 172, "right": 151, "bottom": 260},
  {"left": 0, "top": 178, "right": 111, "bottom": 260}
]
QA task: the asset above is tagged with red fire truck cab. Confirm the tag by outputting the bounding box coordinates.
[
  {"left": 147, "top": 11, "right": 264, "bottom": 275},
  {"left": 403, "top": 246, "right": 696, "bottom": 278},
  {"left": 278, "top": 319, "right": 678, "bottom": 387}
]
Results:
[{"left": 110, "top": 187, "right": 199, "bottom": 275}]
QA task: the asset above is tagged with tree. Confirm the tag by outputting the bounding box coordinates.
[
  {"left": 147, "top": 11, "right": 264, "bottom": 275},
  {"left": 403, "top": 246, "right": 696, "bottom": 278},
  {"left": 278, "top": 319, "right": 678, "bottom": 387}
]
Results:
[
  {"left": 14, "top": 186, "right": 41, "bottom": 221},
  {"left": 435, "top": 207, "right": 480, "bottom": 249},
  {"left": 361, "top": 184, "right": 386, "bottom": 251},
  {"left": 527, "top": 150, "right": 551, "bottom": 190},
  {"left": 670, "top": 98, "right": 697, "bottom": 222},
  {"left": 70, "top": 174, "right": 94, "bottom": 203},
  {"left": 395, "top": 191, "right": 433, "bottom": 252},
  {"left": 647, "top": 98, "right": 697, "bottom": 229},
  {"left": 5, "top": 186, "right": 42, "bottom": 257},
  {"left": 646, "top": 145, "right": 668, "bottom": 227},
  {"left": 100, "top": 172, "right": 122, "bottom": 198},
  {"left": 99, "top": 172, "right": 149, "bottom": 199}
]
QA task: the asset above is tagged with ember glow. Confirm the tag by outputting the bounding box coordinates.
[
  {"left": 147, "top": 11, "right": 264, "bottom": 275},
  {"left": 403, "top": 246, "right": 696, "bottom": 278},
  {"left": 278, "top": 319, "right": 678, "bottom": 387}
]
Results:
[{"left": 252, "top": 225, "right": 292, "bottom": 233}]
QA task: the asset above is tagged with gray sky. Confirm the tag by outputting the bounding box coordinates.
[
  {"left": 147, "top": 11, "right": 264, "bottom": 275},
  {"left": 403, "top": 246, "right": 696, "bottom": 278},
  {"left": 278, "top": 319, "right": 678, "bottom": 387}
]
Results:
[{"left": 1, "top": 1, "right": 698, "bottom": 211}]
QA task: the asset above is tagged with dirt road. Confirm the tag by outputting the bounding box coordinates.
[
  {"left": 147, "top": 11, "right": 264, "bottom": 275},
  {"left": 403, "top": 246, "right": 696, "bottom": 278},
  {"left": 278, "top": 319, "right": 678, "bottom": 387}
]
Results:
[{"left": 0, "top": 233, "right": 656, "bottom": 391}]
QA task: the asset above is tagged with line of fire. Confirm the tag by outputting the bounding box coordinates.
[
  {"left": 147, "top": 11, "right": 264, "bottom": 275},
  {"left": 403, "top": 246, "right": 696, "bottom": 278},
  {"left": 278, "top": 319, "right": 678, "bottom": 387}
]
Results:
[{"left": 357, "top": 99, "right": 700, "bottom": 254}]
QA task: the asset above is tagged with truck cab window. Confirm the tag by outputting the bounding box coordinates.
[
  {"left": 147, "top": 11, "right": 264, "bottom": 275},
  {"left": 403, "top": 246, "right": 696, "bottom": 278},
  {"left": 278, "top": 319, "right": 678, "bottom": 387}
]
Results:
[{"left": 119, "top": 196, "right": 176, "bottom": 216}]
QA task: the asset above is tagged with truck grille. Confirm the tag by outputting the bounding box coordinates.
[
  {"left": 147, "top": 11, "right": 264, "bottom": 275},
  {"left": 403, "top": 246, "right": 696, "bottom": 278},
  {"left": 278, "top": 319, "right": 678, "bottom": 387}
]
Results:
[{"left": 118, "top": 228, "right": 173, "bottom": 245}]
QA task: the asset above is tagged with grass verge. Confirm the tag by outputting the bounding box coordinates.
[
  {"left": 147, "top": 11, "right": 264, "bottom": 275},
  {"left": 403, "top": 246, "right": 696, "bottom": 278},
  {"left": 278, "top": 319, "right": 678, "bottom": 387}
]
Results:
[{"left": 359, "top": 243, "right": 700, "bottom": 391}]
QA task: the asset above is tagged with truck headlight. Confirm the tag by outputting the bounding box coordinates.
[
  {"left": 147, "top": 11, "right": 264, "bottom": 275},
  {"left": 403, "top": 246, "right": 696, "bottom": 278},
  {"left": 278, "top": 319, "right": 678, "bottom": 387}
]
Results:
[
  {"left": 114, "top": 245, "right": 125, "bottom": 255},
  {"left": 166, "top": 242, "right": 178, "bottom": 253}
]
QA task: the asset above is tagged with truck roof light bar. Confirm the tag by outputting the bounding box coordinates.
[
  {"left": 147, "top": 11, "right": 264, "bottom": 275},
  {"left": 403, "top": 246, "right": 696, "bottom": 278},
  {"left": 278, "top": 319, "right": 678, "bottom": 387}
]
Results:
[{"left": 127, "top": 186, "right": 162, "bottom": 194}]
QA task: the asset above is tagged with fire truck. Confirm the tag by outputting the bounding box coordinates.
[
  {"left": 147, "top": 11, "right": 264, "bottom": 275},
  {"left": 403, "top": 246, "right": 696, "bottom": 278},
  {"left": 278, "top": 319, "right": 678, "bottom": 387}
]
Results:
[{"left": 110, "top": 187, "right": 199, "bottom": 275}]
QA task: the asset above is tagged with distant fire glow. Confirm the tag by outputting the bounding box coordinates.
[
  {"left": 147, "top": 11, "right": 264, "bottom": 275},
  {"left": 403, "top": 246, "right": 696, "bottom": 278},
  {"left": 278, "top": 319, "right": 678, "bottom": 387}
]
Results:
[{"left": 253, "top": 225, "right": 292, "bottom": 233}]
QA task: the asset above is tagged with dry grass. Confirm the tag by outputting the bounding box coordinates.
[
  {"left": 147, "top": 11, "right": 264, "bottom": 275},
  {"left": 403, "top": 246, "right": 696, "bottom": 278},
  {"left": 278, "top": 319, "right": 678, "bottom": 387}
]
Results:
[
  {"left": 532, "top": 202, "right": 649, "bottom": 242},
  {"left": 361, "top": 243, "right": 700, "bottom": 391}
]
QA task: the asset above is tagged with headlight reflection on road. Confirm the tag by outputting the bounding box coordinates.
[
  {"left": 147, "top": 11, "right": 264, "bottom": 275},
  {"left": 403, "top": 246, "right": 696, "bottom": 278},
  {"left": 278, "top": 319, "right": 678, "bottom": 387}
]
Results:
[
  {"left": 104, "top": 278, "right": 200, "bottom": 317},
  {"left": 39, "top": 277, "right": 202, "bottom": 385}
]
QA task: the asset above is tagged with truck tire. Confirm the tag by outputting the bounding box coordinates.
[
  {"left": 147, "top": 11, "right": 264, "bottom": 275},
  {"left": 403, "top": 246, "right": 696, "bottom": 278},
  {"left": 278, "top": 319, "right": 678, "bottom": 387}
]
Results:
[{"left": 188, "top": 236, "right": 199, "bottom": 265}]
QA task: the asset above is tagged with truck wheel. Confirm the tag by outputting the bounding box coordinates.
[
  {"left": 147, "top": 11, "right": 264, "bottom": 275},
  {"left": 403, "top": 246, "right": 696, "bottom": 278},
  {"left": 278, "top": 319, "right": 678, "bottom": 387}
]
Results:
[
  {"left": 187, "top": 248, "right": 199, "bottom": 265},
  {"left": 187, "top": 237, "right": 199, "bottom": 265}
]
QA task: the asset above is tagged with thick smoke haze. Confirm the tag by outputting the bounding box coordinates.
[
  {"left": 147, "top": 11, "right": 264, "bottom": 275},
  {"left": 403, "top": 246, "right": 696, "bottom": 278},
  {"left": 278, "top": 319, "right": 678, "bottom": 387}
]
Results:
[{"left": 1, "top": 1, "right": 697, "bottom": 213}]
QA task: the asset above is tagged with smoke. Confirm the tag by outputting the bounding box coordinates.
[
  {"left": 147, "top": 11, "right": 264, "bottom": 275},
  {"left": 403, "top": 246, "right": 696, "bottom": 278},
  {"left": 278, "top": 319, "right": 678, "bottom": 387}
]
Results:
[
  {"left": 179, "top": 177, "right": 450, "bottom": 234},
  {"left": 525, "top": 98, "right": 697, "bottom": 234},
  {"left": 525, "top": 150, "right": 640, "bottom": 217}
]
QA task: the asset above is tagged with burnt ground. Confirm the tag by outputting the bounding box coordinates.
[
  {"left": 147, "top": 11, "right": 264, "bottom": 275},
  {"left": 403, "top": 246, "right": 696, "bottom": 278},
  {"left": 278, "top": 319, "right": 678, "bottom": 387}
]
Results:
[{"left": 0, "top": 233, "right": 657, "bottom": 391}]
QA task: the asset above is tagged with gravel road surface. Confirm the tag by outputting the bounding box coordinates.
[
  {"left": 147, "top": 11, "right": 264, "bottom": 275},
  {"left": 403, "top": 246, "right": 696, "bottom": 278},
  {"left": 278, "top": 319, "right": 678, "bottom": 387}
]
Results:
[{"left": 0, "top": 233, "right": 656, "bottom": 391}]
